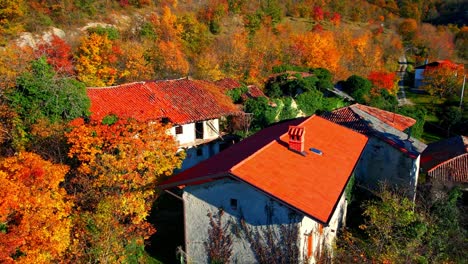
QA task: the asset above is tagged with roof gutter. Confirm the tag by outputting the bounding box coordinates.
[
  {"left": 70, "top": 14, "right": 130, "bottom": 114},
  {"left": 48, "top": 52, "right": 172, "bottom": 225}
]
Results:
[{"left": 158, "top": 172, "right": 229, "bottom": 190}]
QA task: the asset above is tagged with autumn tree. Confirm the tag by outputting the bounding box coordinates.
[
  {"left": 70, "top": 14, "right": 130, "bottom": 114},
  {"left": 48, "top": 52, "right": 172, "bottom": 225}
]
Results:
[
  {"left": 455, "top": 26, "right": 468, "bottom": 60},
  {"left": 119, "top": 40, "right": 155, "bottom": 82},
  {"left": 35, "top": 34, "right": 74, "bottom": 76},
  {"left": 0, "top": 0, "right": 25, "bottom": 38},
  {"left": 150, "top": 6, "right": 190, "bottom": 78},
  {"left": 0, "top": 44, "right": 34, "bottom": 90},
  {"left": 0, "top": 152, "right": 72, "bottom": 263},
  {"left": 421, "top": 62, "right": 464, "bottom": 100},
  {"left": 75, "top": 32, "right": 122, "bottom": 86},
  {"left": 65, "top": 118, "right": 184, "bottom": 262},
  {"left": 367, "top": 71, "right": 398, "bottom": 95},
  {"left": 398, "top": 18, "right": 418, "bottom": 42},
  {"left": 289, "top": 31, "right": 341, "bottom": 74}
]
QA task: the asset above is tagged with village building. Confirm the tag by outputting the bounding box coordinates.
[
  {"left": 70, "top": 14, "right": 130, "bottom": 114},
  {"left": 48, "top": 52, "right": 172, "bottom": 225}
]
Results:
[
  {"left": 159, "top": 115, "right": 368, "bottom": 263},
  {"left": 414, "top": 60, "right": 464, "bottom": 88},
  {"left": 322, "top": 104, "right": 427, "bottom": 200},
  {"left": 86, "top": 78, "right": 242, "bottom": 171},
  {"left": 421, "top": 135, "right": 468, "bottom": 191}
]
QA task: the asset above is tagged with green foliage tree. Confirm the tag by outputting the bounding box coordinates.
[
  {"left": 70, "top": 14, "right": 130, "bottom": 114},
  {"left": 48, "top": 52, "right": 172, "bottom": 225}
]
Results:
[
  {"left": 6, "top": 57, "right": 90, "bottom": 126},
  {"left": 397, "top": 106, "right": 426, "bottom": 139},
  {"left": 226, "top": 85, "right": 248, "bottom": 104},
  {"left": 265, "top": 73, "right": 318, "bottom": 98},
  {"left": 295, "top": 89, "right": 323, "bottom": 116},
  {"left": 336, "top": 187, "right": 467, "bottom": 263},
  {"left": 343, "top": 75, "right": 372, "bottom": 104},
  {"left": 244, "top": 97, "right": 276, "bottom": 131},
  {"left": 438, "top": 105, "right": 462, "bottom": 137},
  {"left": 368, "top": 89, "right": 398, "bottom": 111},
  {"left": 312, "top": 68, "right": 334, "bottom": 91}
]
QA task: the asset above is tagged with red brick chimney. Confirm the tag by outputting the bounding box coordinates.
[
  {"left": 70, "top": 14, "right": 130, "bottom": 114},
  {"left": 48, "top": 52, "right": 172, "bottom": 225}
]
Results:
[{"left": 288, "top": 126, "right": 305, "bottom": 153}]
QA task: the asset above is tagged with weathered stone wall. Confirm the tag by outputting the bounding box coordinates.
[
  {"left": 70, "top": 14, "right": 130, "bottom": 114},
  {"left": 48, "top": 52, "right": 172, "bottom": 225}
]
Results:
[
  {"left": 183, "top": 178, "right": 347, "bottom": 263},
  {"left": 354, "top": 137, "right": 419, "bottom": 199}
]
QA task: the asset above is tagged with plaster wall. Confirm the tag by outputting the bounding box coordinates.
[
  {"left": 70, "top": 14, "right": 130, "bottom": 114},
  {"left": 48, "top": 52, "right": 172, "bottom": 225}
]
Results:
[
  {"left": 354, "top": 137, "right": 419, "bottom": 199},
  {"left": 171, "top": 123, "right": 196, "bottom": 145},
  {"left": 179, "top": 143, "right": 220, "bottom": 171},
  {"left": 183, "top": 179, "right": 318, "bottom": 264},
  {"left": 169, "top": 119, "right": 220, "bottom": 146},
  {"left": 203, "top": 119, "right": 220, "bottom": 140}
]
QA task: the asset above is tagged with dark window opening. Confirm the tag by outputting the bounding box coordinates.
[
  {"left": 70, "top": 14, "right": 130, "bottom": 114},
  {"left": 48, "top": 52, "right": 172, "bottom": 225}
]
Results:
[
  {"left": 230, "top": 199, "right": 238, "bottom": 210},
  {"left": 196, "top": 148, "right": 203, "bottom": 156},
  {"left": 161, "top": 117, "right": 170, "bottom": 124},
  {"left": 195, "top": 122, "right": 204, "bottom": 139},
  {"left": 175, "top": 125, "right": 183, "bottom": 134}
]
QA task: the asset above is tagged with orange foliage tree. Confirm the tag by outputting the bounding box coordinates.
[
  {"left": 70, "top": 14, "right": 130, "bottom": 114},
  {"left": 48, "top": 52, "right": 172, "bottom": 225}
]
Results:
[
  {"left": 368, "top": 71, "right": 398, "bottom": 95},
  {"left": 289, "top": 31, "right": 341, "bottom": 74},
  {"left": 421, "top": 62, "right": 464, "bottom": 99},
  {"left": 0, "top": 44, "right": 33, "bottom": 90},
  {"left": 0, "top": 152, "right": 71, "bottom": 263},
  {"left": 65, "top": 118, "right": 184, "bottom": 262},
  {"left": 75, "top": 33, "right": 122, "bottom": 87},
  {"left": 150, "top": 6, "right": 190, "bottom": 78}
]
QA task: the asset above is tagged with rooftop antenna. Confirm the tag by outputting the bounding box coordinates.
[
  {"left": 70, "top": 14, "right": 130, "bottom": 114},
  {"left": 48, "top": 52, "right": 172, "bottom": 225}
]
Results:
[{"left": 460, "top": 74, "right": 466, "bottom": 109}]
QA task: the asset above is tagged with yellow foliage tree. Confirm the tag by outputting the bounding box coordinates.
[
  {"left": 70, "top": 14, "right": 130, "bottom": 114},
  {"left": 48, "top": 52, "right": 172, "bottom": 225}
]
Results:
[
  {"left": 0, "top": 0, "right": 25, "bottom": 38},
  {"left": 119, "top": 40, "right": 155, "bottom": 82},
  {"left": 75, "top": 33, "right": 121, "bottom": 87}
]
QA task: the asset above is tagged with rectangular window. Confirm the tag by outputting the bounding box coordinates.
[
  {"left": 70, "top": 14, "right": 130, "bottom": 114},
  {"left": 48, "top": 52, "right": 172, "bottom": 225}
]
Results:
[
  {"left": 230, "top": 199, "right": 238, "bottom": 210},
  {"left": 175, "top": 125, "right": 183, "bottom": 134},
  {"left": 196, "top": 148, "right": 203, "bottom": 156}
]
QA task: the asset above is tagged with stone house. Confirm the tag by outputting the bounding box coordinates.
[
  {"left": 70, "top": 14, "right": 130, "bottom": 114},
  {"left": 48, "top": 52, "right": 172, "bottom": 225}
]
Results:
[
  {"left": 86, "top": 78, "right": 242, "bottom": 171},
  {"left": 159, "top": 115, "right": 368, "bottom": 263},
  {"left": 322, "top": 104, "right": 427, "bottom": 200}
]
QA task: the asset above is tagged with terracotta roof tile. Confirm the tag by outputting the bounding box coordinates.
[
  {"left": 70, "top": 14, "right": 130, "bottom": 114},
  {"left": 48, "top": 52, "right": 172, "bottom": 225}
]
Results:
[
  {"left": 354, "top": 104, "right": 416, "bottom": 131},
  {"left": 87, "top": 78, "right": 242, "bottom": 124},
  {"left": 241, "top": 85, "right": 268, "bottom": 100},
  {"left": 428, "top": 154, "right": 468, "bottom": 183},
  {"left": 214, "top": 78, "right": 242, "bottom": 92},
  {"left": 321, "top": 104, "right": 426, "bottom": 158},
  {"left": 160, "top": 116, "right": 368, "bottom": 224},
  {"left": 421, "top": 135, "right": 468, "bottom": 174}
]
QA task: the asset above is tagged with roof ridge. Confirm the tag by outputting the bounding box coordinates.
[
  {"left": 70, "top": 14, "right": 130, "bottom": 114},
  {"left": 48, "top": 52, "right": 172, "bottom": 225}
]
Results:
[
  {"left": 87, "top": 81, "right": 147, "bottom": 89},
  {"left": 230, "top": 116, "right": 313, "bottom": 173}
]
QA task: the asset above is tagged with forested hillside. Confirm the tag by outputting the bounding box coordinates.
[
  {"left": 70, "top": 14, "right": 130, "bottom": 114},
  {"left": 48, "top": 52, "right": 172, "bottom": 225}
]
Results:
[
  {"left": 0, "top": 1, "right": 467, "bottom": 263},
  {"left": 0, "top": 0, "right": 466, "bottom": 88}
]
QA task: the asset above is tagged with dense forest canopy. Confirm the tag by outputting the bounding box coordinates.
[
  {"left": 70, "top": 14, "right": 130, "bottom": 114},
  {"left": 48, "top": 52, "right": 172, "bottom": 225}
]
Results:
[{"left": 0, "top": 0, "right": 466, "bottom": 88}]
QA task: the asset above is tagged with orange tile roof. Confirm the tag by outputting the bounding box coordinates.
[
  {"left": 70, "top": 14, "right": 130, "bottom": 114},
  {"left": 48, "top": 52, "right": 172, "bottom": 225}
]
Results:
[
  {"left": 160, "top": 116, "right": 368, "bottom": 224},
  {"left": 87, "top": 78, "right": 241, "bottom": 124}
]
